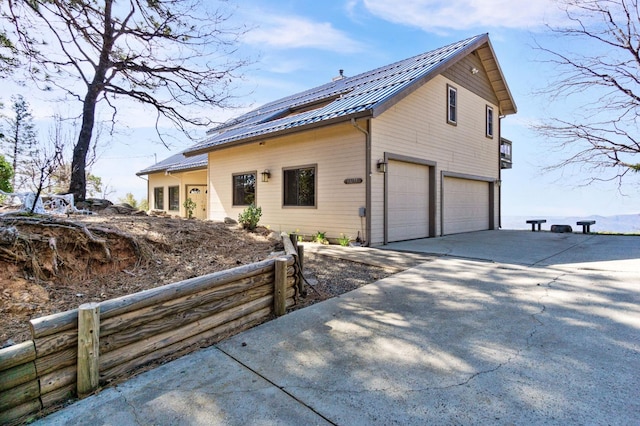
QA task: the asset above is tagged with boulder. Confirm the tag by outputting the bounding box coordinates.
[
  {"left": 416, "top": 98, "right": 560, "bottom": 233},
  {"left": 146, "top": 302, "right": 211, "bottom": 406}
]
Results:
[{"left": 551, "top": 224, "right": 573, "bottom": 233}]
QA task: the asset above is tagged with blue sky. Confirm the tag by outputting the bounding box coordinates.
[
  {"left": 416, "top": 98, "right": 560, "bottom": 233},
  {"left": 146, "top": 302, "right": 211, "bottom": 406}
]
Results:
[{"left": 4, "top": 0, "right": 640, "bottom": 218}]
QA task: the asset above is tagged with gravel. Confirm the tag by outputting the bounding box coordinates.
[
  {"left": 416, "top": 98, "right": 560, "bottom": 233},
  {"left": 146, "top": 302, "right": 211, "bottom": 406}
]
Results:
[{"left": 291, "top": 252, "right": 397, "bottom": 310}]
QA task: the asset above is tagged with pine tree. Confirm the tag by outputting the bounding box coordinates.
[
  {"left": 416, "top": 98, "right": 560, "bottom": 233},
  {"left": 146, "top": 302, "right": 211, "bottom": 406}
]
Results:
[
  {"left": 1, "top": 95, "right": 37, "bottom": 191},
  {"left": 0, "top": 154, "right": 13, "bottom": 194}
]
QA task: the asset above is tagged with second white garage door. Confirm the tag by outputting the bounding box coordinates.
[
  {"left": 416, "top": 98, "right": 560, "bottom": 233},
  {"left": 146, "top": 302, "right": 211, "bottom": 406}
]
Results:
[
  {"left": 388, "top": 160, "right": 429, "bottom": 242},
  {"left": 443, "top": 177, "right": 490, "bottom": 235}
]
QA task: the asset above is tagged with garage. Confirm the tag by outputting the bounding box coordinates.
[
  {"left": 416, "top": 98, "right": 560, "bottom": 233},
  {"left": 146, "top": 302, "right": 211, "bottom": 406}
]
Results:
[
  {"left": 442, "top": 176, "right": 491, "bottom": 235},
  {"left": 387, "top": 160, "right": 430, "bottom": 242}
]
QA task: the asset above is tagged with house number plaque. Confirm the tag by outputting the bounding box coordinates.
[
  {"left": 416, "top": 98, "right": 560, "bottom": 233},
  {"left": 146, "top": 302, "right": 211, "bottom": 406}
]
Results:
[{"left": 344, "top": 178, "right": 363, "bottom": 184}]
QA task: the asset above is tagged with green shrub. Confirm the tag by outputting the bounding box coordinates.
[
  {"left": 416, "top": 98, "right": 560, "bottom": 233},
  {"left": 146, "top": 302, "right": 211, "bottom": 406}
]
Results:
[
  {"left": 313, "top": 231, "right": 328, "bottom": 244},
  {"left": 183, "top": 198, "right": 197, "bottom": 218},
  {"left": 338, "top": 233, "right": 351, "bottom": 247},
  {"left": 238, "top": 204, "right": 262, "bottom": 230}
]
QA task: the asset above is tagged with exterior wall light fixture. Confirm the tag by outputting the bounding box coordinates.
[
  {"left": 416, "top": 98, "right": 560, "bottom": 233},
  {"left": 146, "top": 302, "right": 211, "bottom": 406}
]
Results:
[
  {"left": 261, "top": 170, "right": 271, "bottom": 182},
  {"left": 376, "top": 160, "right": 388, "bottom": 173}
]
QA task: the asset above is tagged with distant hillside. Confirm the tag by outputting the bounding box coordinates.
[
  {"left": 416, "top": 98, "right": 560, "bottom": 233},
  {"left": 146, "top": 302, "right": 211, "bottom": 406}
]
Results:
[{"left": 502, "top": 214, "right": 640, "bottom": 234}]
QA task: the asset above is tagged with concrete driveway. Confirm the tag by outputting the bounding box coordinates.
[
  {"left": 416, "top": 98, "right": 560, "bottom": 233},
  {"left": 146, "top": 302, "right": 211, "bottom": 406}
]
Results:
[
  {"left": 383, "top": 229, "right": 640, "bottom": 271},
  {"left": 35, "top": 231, "right": 640, "bottom": 425}
]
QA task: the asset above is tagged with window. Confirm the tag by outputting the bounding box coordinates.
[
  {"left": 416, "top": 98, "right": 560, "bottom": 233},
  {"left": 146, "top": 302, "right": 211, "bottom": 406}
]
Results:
[
  {"left": 284, "top": 166, "right": 316, "bottom": 207},
  {"left": 233, "top": 172, "right": 256, "bottom": 206},
  {"left": 486, "top": 105, "right": 494, "bottom": 138},
  {"left": 153, "top": 187, "right": 164, "bottom": 210},
  {"left": 447, "top": 85, "right": 457, "bottom": 125},
  {"left": 168, "top": 186, "right": 179, "bottom": 211}
]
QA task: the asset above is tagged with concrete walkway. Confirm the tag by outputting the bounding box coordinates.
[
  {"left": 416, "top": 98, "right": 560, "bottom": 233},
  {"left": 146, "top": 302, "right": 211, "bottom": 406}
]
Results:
[{"left": 35, "top": 231, "right": 640, "bottom": 425}]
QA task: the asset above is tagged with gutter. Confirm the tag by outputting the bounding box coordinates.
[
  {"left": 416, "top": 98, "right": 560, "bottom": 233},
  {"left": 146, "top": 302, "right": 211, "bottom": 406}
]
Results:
[
  {"left": 351, "top": 118, "right": 371, "bottom": 247},
  {"left": 185, "top": 110, "right": 374, "bottom": 157}
]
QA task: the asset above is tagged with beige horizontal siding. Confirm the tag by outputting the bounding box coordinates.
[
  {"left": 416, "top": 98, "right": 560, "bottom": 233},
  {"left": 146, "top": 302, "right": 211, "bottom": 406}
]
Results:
[
  {"left": 370, "top": 74, "right": 500, "bottom": 243},
  {"left": 208, "top": 122, "right": 367, "bottom": 240},
  {"left": 147, "top": 170, "right": 207, "bottom": 217}
]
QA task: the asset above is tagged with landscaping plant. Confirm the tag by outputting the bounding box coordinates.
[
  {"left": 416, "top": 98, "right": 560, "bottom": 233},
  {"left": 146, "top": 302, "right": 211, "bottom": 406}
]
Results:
[
  {"left": 183, "top": 198, "right": 197, "bottom": 219},
  {"left": 313, "top": 231, "right": 328, "bottom": 244},
  {"left": 338, "top": 233, "right": 351, "bottom": 247},
  {"left": 238, "top": 204, "right": 262, "bottom": 230}
]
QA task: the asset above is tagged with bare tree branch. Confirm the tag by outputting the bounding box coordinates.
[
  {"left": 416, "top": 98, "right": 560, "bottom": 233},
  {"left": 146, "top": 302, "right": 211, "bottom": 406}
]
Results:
[{"left": 3, "top": 0, "right": 250, "bottom": 200}]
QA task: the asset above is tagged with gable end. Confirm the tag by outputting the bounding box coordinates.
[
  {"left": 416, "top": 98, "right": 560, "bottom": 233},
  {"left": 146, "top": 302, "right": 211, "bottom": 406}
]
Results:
[{"left": 442, "top": 52, "right": 499, "bottom": 106}]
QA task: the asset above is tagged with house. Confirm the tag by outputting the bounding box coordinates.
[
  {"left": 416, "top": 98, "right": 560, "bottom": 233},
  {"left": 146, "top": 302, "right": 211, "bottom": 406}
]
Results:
[
  {"left": 138, "top": 33, "right": 517, "bottom": 245},
  {"left": 136, "top": 152, "right": 208, "bottom": 219}
]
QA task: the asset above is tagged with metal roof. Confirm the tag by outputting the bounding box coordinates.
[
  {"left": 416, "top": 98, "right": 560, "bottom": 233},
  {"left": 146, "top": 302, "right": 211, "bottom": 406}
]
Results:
[
  {"left": 138, "top": 33, "right": 516, "bottom": 172},
  {"left": 184, "top": 33, "right": 515, "bottom": 157},
  {"left": 136, "top": 152, "right": 208, "bottom": 176}
]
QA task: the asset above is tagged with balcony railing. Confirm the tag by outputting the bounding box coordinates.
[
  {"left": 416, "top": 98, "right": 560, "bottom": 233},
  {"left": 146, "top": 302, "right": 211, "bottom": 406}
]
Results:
[{"left": 500, "top": 137, "right": 512, "bottom": 169}]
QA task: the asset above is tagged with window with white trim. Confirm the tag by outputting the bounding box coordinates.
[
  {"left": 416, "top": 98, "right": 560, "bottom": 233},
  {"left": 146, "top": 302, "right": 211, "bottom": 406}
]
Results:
[
  {"left": 447, "top": 85, "right": 457, "bottom": 125},
  {"left": 486, "top": 105, "right": 494, "bottom": 138}
]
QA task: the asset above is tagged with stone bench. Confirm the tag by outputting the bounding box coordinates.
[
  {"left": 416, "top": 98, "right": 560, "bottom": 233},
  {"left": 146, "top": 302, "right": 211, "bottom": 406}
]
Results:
[
  {"left": 576, "top": 220, "right": 596, "bottom": 234},
  {"left": 526, "top": 219, "right": 546, "bottom": 232}
]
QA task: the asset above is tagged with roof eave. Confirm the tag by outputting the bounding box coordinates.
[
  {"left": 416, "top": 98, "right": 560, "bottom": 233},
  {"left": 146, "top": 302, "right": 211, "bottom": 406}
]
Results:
[
  {"left": 184, "top": 109, "right": 374, "bottom": 156},
  {"left": 476, "top": 38, "right": 517, "bottom": 115},
  {"left": 136, "top": 169, "right": 162, "bottom": 176},
  {"left": 168, "top": 164, "right": 208, "bottom": 173}
]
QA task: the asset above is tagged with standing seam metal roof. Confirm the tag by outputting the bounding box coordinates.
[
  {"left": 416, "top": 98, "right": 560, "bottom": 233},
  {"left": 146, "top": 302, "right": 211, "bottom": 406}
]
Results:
[
  {"left": 136, "top": 152, "right": 208, "bottom": 176},
  {"left": 184, "top": 34, "right": 499, "bottom": 156}
]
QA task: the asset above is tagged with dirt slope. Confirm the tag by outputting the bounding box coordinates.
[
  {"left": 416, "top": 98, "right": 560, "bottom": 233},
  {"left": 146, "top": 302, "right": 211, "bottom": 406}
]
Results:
[{"left": 0, "top": 215, "right": 282, "bottom": 345}]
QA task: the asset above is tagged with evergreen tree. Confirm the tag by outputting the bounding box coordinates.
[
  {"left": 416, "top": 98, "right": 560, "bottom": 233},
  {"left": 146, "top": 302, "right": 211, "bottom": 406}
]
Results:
[
  {"left": 0, "top": 154, "right": 13, "bottom": 194},
  {"left": 1, "top": 95, "right": 37, "bottom": 191}
]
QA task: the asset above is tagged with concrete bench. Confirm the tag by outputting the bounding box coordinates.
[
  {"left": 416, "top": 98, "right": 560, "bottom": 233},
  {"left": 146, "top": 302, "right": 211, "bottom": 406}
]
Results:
[
  {"left": 576, "top": 220, "right": 596, "bottom": 234},
  {"left": 526, "top": 219, "right": 546, "bottom": 232}
]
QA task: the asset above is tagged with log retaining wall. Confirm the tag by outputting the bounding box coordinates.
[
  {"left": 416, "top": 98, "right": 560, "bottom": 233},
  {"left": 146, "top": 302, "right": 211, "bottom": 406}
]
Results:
[{"left": 0, "top": 236, "right": 301, "bottom": 425}]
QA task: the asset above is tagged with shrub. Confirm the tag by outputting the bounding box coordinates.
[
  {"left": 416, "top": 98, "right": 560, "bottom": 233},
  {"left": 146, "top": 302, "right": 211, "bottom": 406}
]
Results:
[
  {"left": 338, "top": 233, "right": 351, "bottom": 247},
  {"left": 238, "top": 204, "right": 262, "bottom": 230},
  {"left": 313, "top": 231, "right": 328, "bottom": 244},
  {"left": 183, "top": 198, "right": 197, "bottom": 219}
]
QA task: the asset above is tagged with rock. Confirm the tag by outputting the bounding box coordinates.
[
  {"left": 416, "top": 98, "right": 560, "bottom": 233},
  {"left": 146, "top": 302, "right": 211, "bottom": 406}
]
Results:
[
  {"left": 78, "top": 198, "right": 113, "bottom": 212},
  {"left": 0, "top": 226, "right": 18, "bottom": 244},
  {"left": 551, "top": 224, "right": 573, "bottom": 233},
  {"left": 224, "top": 217, "right": 238, "bottom": 225}
]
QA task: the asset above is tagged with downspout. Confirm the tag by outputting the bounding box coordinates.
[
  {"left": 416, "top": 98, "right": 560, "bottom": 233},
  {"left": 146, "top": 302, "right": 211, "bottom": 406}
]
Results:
[
  {"left": 351, "top": 118, "right": 371, "bottom": 246},
  {"left": 498, "top": 114, "right": 504, "bottom": 229}
]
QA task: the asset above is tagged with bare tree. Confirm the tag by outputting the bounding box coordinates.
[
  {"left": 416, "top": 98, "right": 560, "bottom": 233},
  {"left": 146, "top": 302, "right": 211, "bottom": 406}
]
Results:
[
  {"left": 26, "top": 129, "right": 64, "bottom": 214},
  {"left": 534, "top": 0, "right": 640, "bottom": 186},
  {"left": 41, "top": 114, "right": 104, "bottom": 196},
  {"left": 4, "top": 0, "right": 248, "bottom": 201}
]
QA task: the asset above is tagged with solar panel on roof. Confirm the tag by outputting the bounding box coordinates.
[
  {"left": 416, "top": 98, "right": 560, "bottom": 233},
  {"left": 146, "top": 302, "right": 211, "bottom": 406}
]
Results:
[{"left": 180, "top": 34, "right": 489, "bottom": 154}]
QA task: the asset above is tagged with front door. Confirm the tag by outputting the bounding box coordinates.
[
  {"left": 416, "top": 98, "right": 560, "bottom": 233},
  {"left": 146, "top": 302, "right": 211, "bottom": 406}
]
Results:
[{"left": 186, "top": 185, "right": 207, "bottom": 219}]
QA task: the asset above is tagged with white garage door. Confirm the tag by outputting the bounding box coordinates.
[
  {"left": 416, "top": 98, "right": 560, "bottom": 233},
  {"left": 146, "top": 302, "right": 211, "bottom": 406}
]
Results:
[
  {"left": 388, "top": 160, "right": 429, "bottom": 242},
  {"left": 443, "top": 177, "right": 489, "bottom": 235}
]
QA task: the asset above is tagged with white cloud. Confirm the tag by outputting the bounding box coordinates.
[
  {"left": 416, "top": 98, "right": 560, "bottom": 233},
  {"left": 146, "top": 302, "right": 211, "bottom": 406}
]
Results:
[
  {"left": 361, "top": 0, "right": 566, "bottom": 32},
  {"left": 243, "top": 15, "right": 365, "bottom": 53}
]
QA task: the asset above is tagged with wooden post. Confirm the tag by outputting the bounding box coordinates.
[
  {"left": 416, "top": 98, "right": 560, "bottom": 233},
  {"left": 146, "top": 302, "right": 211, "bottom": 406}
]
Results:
[
  {"left": 296, "top": 244, "right": 304, "bottom": 273},
  {"left": 289, "top": 233, "right": 298, "bottom": 249},
  {"left": 296, "top": 244, "right": 306, "bottom": 297},
  {"left": 274, "top": 258, "right": 287, "bottom": 316},
  {"left": 77, "top": 302, "right": 100, "bottom": 397}
]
